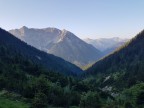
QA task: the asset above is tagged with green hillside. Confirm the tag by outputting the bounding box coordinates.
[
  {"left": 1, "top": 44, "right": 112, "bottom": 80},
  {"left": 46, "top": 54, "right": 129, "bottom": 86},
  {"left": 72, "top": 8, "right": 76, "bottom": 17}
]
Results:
[{"left": 87, "top": 30, "right": 144, "bottom": 89}]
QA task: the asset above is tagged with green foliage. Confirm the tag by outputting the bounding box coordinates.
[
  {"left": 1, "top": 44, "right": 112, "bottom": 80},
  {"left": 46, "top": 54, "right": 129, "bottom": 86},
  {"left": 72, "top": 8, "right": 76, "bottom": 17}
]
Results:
[
  {"left": 0, "top": 97, "right": 29, "bottom": 108},
  {"left": 80, "top": 91, "right": 102, "bottom": 108},
  {"left": 0, "top": 42, "right": 86, "bottom": 107},
  {"left": 114, "top": 83, "right": 144, "bottom": 108},
  {"left": 31, "top": 93, "right": 48, "bottom": 108}
]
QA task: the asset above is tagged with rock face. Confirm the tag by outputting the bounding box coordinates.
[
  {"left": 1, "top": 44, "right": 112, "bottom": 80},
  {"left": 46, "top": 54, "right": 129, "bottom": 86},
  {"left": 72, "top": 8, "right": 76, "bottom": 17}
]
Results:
[
  {"left": 9, "top": 26, "right": 101, "bottom": 67},
  {"left": 83, "top": 37, "right": 128, "bottom": 56}
]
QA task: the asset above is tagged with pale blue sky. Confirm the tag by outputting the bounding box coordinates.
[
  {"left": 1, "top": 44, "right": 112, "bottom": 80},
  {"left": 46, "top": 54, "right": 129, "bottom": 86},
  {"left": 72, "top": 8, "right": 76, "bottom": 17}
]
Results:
[{"left": 0, "top": 0, "right": 144, "bottom": 39}]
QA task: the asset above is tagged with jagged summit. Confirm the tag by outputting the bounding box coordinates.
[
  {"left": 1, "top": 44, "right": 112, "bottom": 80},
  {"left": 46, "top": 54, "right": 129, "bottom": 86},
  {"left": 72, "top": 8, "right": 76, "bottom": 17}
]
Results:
[
  {"left": 9, "top": 27, "right": 102, "bottom": 67},
  {"left": 21, "top": 26, "right": 28, "bottom": 29}
]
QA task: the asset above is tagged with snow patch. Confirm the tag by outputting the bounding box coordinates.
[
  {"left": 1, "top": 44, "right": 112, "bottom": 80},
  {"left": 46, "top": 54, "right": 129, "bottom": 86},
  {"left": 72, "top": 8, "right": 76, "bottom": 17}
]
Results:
[{"left": 36, "top": 56, "right": 42, "bottom": 60}]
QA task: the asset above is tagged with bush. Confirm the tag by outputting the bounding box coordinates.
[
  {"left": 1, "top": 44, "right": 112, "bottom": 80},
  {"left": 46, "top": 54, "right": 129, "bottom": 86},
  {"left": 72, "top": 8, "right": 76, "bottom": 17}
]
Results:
[
  {"left": 80, "top": 91, "right": 101, "bottom": 108},
  {"left": 31, "top": 93, "right": 48, "bottom": 108}
]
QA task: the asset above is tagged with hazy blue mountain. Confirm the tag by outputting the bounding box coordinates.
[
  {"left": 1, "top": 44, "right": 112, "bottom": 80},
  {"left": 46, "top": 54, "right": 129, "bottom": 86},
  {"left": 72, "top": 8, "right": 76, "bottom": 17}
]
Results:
[
  {"left": 0, "top": 27, "right": 83, "bottom": 75},
  {"left": 9, "top": 26, "right": 102, "bottom": 67},
  {"left": 84, "top": 37, "right": 128, "bottom": 56},
  {"left": 102, "top": 41, "right": 127, "bottom": 55}
]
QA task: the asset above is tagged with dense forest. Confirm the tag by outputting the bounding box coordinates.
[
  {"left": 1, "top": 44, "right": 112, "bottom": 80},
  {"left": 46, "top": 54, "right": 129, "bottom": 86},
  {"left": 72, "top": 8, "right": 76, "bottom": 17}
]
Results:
[
  {"left": 0, "top": 27, "right": 144, "bottom": 108},
  {"left": 85, "top": 30, "right": 144, "bottom": 107},
  {"left": 0, "top": 35, "right": 114, "bottom": 108}
]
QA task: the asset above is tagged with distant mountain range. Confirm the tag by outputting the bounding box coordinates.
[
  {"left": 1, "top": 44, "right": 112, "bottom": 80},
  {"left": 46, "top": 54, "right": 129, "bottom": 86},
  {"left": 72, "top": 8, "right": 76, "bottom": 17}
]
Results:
[
  {"left": 0, "top": 28, "right": 83, "bottom": 75},
  {"left": 9, "top": 26, "right": 101, "bottom": 67},
  {"left": 84, "top": 37, "right": 129, "bottom": 56}
]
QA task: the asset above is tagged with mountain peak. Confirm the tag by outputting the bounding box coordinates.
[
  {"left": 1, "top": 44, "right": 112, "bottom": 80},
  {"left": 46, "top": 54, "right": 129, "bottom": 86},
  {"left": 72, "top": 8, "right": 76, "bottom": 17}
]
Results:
[{"left": 21, "top": 26, "right": 28, "bottom": 29}]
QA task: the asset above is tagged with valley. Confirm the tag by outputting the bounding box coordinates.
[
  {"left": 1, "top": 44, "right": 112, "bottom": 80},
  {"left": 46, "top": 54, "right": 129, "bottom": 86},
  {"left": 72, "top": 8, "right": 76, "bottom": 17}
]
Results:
[{"left": 0, "top": 27, "right": 144, "bottom": 108}]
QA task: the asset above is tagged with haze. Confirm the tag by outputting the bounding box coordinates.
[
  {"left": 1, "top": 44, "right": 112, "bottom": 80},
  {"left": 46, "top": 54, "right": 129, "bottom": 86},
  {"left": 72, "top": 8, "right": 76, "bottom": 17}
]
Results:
[{"left": 0, "top": 0, "right": 144, "bottom": 39}]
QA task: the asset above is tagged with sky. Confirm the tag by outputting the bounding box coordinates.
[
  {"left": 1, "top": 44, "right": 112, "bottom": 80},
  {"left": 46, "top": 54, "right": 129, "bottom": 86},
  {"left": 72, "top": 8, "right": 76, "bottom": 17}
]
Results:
[{"left": 0, "top": 0, "right": 144, "bottom": 39}]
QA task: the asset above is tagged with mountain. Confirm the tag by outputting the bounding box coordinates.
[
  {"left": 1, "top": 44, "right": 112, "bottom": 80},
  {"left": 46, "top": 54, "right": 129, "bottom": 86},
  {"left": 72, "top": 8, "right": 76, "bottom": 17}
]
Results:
[
  {"left": 0, "top": 27, "right": 83, "bottom": 75},
  {"left": 1, "top": 26, "right": 143, "bottom": 107},
  {"left": 102, "top": 41, "right": 127, "bottom": 55},
  {"left": 9, "top": 26, "right": 102, "bottom": 67},
  {"left": 84, "top": 37, "right": 128, "bottom": 55},
  {"left": 86, "top": 30, "right": 144, "bottom": 89}
]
